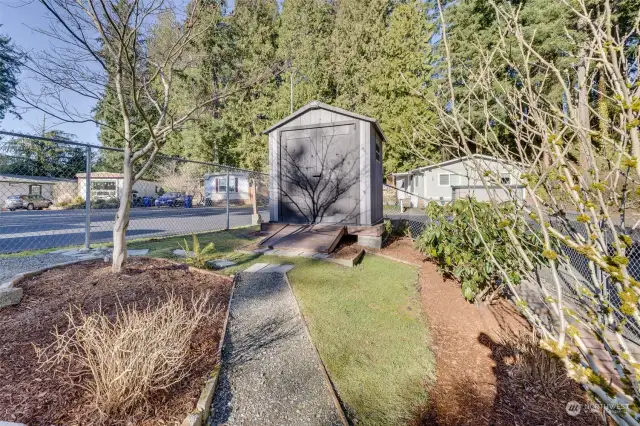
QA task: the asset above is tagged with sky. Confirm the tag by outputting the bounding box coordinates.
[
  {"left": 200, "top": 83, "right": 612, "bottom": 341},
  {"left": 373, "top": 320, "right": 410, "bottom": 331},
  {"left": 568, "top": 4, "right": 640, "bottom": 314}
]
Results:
[{"left": 0, "top": 0, "right": 236, "bottom": 145}]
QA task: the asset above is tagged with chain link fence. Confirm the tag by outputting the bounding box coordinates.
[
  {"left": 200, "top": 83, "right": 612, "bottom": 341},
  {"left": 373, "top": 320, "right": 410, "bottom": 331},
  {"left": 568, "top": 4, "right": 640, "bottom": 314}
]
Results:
[
  {"left": 382, "top": 183, "right": 438, "bottom": 238},
  {"left": 382, "top": 183, "right": 640, "bottom": 346},
  {"left": 0, "top": 131, "right": 270, "bottom": 254}
]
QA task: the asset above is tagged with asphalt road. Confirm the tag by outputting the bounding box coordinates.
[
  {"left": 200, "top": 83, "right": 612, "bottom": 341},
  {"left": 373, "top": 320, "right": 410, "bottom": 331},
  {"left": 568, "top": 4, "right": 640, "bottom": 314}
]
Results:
[{"left": 0, "top": 206, "right": 269, "bottom": 254}]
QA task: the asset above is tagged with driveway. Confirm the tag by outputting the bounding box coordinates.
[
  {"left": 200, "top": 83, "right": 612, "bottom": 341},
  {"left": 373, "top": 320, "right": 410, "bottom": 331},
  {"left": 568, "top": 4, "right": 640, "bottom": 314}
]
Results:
[{"left": 0, "top": 206, "right": 269, "bottom": 253}]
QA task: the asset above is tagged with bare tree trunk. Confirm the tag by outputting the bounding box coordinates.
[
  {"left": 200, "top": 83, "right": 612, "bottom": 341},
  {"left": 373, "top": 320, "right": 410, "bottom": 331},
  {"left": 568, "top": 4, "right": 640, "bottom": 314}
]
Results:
[
  {"left": 577, "top": 50, "right": 592, "bottom": 176},
  {"left": 112, "top": 155, "right": 133, "bottom": 273}
]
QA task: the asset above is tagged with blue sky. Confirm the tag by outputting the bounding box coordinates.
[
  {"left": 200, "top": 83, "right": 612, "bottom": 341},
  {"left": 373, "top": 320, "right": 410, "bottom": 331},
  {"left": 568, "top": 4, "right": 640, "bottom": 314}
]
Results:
[{"left": 0, "top": 0, "right": 236, "bottom": 145}]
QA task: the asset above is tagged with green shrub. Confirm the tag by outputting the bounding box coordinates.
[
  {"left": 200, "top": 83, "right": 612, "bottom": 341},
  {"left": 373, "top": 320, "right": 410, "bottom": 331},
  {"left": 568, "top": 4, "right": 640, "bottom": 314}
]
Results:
[
  {"left": 416, "top": 199, "right": 544, "bottom": 302},
  {"left": 180, "top": 234, "right": 215, "bottom": 268}
]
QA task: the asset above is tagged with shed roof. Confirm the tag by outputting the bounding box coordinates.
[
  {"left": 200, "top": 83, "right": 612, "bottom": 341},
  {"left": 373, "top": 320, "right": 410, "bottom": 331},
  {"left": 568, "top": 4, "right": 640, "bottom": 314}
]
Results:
[{"left": 262, "top": 101, "right": 387, "bottom": 141}]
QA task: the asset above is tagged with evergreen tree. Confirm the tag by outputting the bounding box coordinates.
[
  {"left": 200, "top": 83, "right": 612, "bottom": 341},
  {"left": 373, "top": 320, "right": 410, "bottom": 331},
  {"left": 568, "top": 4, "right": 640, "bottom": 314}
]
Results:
[
  {"left": 0, "top": 130, "right": 85, "bottom": 178},
  {"left": 365, "top": 0, "right": 440, "bottom": 172},
  {"left": 276, "top": 0, "right": 336, "bottom": 113},
  {"left": 331, "top": 0, "right": 392, "bottom": 111},
  {"left": 224, "top": 0, "right": 280, "bottom": 170},
  {"left": 0, "top": 26, "right": 20, "bottom": 121}
]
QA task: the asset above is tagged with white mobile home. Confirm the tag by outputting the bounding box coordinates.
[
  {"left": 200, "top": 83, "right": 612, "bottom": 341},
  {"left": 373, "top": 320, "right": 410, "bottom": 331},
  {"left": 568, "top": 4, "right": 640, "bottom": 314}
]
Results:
[
  {"left": 76, "top": 172, "right": 160, "bottom": 200},
  {"left": 0, "top": 174, "right": 76, "bottom": 205},
  {"left": 392, "top": 155, "right": 524, "bottom": 206},
  {"left": 203, "top": 172, "right": 250, "bottom": 204}
]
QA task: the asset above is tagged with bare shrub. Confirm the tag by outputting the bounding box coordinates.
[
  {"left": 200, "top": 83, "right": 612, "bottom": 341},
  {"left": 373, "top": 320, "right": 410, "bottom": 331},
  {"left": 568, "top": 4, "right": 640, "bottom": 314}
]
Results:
[
  {"left": 496, "top": 331, "right": 572, "bottom": 396},
  {"left": 37, "top": 292, "right": 218, "bottom": 422}
]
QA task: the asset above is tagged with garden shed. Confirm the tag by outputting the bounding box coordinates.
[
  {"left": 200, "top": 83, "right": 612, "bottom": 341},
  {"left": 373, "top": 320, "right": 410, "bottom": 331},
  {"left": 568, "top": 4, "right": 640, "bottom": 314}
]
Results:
[{"left": 264, "top": 101, "right": 385, "bottom": 226}]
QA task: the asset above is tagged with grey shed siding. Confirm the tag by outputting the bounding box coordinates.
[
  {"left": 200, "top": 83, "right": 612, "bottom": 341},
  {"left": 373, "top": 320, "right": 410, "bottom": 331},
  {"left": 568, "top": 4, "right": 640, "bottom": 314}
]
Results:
[
  {"left": 265, "top": 101, "right": 385, "bottom": 226},
  {"left": 369, "top": 123, "right": 384, "bottom": 224}
]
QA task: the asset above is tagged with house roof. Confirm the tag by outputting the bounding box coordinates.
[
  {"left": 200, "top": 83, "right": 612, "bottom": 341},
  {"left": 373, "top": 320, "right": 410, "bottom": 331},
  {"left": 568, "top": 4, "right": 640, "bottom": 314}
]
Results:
[
  {"left": 0, "top": 174, "right": 75, "bottom": 184},
  {"left": 203, "top": 171, "right": 249, "bottom": 179},
  {"left": 262, "top": 101, "right": 387, "bottom": 141},
  {"left": 392, "top": 154, "right": 514, "bottom": 176},
  {"left": 76, "top": 172, "right": 124, "bottom": 179}
]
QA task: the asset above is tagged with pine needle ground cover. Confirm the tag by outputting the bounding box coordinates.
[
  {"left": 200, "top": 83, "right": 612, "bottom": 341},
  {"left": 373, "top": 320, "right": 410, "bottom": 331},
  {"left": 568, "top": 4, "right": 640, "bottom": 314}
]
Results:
[{"left": 285, "top": 256, "right": 435, "bottom": 425}]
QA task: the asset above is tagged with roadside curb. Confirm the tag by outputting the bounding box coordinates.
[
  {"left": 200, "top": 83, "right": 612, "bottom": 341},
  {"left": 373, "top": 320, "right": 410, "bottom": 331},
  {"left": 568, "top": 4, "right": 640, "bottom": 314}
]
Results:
[
  {"left": 181, "top": 273, "right": 237, "bottom": 426},
  {"left": 282, "top": 272, "right": 350, "bottom": 426}
]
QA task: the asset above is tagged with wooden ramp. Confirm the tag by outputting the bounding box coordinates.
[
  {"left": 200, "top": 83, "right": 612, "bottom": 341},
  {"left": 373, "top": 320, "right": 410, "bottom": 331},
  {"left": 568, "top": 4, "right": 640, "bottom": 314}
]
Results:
[{"left": 259, "top": 224, "right": 345, "bottom": 254}]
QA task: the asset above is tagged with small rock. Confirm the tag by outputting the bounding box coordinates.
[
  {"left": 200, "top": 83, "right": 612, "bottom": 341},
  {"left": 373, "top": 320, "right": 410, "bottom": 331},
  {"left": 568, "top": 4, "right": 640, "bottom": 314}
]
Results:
[
  {"left": 207, "top": 259, "right": 237, "bottom": 269},
  {"left": 172, "top": 249, "right": 194, "bottom": 257}
]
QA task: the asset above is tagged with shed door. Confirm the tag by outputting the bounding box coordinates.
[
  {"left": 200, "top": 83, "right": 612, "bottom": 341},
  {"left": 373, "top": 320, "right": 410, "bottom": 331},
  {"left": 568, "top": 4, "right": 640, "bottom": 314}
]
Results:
[{"left": 280, "top": 123, "right": 359, "bottom": 224}]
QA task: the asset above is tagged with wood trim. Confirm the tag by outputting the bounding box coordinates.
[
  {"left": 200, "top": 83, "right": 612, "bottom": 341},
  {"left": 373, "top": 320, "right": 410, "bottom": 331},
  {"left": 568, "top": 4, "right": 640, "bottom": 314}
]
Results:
[{"left": 277, "top": 120, "right": 357, "bottom": 133}]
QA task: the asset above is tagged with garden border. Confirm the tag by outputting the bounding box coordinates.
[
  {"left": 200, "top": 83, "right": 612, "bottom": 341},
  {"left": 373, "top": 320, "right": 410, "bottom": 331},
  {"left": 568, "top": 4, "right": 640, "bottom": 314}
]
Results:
[
  {"left": 180, "top": 272, "right": 237, "bottom": 426},
  {"left": 0, "top": 256, "right": 236, "bottom": 425},
  {"left": 326, "top": 248, "right": 365, "bottom": 268},
  {"left": 0, "top": 258, "right": 101, "bottom": 309},
  {"left": 282, "top": 272, "right": 350, "bottom": 426}
]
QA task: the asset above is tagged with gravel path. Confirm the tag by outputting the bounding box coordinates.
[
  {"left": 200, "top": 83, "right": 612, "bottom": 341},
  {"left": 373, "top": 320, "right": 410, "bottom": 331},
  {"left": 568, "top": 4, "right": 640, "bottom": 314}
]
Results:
[
  {"left": 0, "top": 253, "right": 74, "bottom": 282},
  {"left": 210, "top": 272, "right": 344, "bottom": 426}
]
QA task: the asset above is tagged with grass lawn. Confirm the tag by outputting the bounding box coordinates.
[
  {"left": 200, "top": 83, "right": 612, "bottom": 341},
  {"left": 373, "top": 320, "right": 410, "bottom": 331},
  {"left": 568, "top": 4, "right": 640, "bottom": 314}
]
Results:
[
  {"left": 285, "top": 256, "right": 434, "bottom": 425},
  {"left": 127, "top": 226, "right": 263, "bottom": 270},
  {"left": 139, "top": 229, "right": 435, "bottom": 424}
]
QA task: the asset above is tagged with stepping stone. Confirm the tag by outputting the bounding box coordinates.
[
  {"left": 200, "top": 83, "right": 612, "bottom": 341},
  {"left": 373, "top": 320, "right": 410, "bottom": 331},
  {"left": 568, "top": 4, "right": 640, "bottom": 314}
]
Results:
[
  {"left": 127, "top": 249, "right": 149, "bottom": 257},
  {"left": 172, "top": 249, "right": 194, "bottom": 257},
  {"left": 312, "top": 253, "right": 330, "bottom": 260},
  {"left": 244, "top": 263, "right": 270, "bottom": 273},
  {"left": 59, "top": 249, "right": 84, "bottom": 257},
  {"left": 75, "top": 255, "right": 99, "bottom": 260},
  {"left": 275, "top": 250, "right": 304, "bottom": 257},
  {"left": 299, "top": 251, "right": 317, "bottom": 258},
  {"left": 207, "top": 259, "right": 237, "bottom": 269},
  {"left": 49, "top": 248, "right": 71, "bottom": 254},
  {"left": 273, "top": 264, "right": 295, "bottom": 273},
  {"left": 252, "top": 247, "right": 270, "bottom": 254},
  {"left": 259, "top": 264, "right": 282, "bottom": 273},
  {"left": 262, "top": 249, "right": 278, "bottom": 255}
]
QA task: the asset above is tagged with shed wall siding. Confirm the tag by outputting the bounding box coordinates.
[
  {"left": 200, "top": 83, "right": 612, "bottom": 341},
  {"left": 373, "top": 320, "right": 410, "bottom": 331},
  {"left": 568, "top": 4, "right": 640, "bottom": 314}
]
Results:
[
  {"left": 369, "top": 124, "right": 383, "bottom": 224},
  {"left": 359, "top": 119, "right": 370, "bottom": 225},
  {"left": 278, "top": 108, "right": 352, "bottom": 129},
  {"left": 268, "top": 131, "right": 279, "bottom": 221},
  {"left": 267, "top": 105, "right": 384, "bottom": 226}
]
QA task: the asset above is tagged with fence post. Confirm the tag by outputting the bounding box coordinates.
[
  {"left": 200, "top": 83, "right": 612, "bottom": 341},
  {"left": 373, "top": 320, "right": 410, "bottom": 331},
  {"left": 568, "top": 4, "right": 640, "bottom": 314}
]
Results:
[
  {"left": 84, "top": 146, "right": 91, "bottom": 249},
  {"left": 226, "top": 168, "right": 230, "bottom": 230}
]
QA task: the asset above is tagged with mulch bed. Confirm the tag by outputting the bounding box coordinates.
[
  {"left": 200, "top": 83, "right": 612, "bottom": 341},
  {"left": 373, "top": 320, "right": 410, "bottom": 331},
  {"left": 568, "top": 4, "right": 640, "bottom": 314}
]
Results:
[
  {"left": 377, "top": 237, "right": 604, "bottom": 426},
  {"left": 0, "top": 258, "right": 233, "bottom": 425},
  {"left": 329, "top": 239, "right": 363, "bottom": 260}
]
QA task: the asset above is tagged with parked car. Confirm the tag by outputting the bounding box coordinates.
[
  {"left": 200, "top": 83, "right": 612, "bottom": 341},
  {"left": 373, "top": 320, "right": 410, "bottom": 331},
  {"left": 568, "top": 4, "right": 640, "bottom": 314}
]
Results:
[
  {"left": 4, "top": 194, "right": 53, "bottom": 211},
  {"left": 154, "top": 192, "right": 185, "bottom": 207}
]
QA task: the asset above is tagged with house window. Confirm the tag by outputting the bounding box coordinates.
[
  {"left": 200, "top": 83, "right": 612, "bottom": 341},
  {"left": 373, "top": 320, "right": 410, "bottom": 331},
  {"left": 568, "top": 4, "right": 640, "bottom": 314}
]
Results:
[
  {"left": 91, "top": 180, "right": 117, "bottom": 199},
  {"left": 216, "top": 177, "right": 238, "bottom": 193},
  {"left": 439, "top": 173, "right": 461, "bottom": 186},
  {"left": 413, "top": 175, "right": 419, "bottom": 190},
  {"left": 29, "top": 184, "right": 42, "bottom": 196},
  {"left": 500, "top": 173, "right": 511, "bottom": 185},
  {"left": 375, "top": 141, "right": 381, "bottom": 163}
]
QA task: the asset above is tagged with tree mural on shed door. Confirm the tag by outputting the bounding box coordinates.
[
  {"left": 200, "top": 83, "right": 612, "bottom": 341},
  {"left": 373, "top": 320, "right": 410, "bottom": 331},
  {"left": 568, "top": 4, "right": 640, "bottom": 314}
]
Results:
[{"left": 279, "top": 124, "right": 360, "bottom": 224}]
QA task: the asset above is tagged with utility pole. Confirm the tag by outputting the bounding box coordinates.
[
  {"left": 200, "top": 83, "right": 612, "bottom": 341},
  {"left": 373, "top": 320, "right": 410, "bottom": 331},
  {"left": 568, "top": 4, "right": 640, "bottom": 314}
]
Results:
[{"left": 290, "top": 69, "right": 296, "bottom": 114}]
